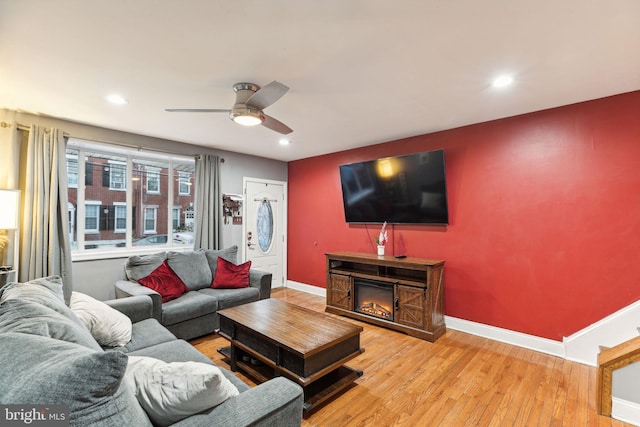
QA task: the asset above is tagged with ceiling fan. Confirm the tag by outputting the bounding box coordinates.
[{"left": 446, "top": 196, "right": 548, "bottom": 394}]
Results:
[{"left": 165, "top": 81, "right": 292, "bottom": 135}]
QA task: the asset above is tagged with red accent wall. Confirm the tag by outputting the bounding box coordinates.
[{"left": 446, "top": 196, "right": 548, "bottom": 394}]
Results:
[{"left": 288, "top": 91, "right": 640, "bottom": 341}]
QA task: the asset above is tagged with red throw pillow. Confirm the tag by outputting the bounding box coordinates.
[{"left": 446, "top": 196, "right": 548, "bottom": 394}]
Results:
[
  {"left": 138, "top": 260, "right": 189, "bottom": 303},
  {"left": 211, "top": 257, "right": 252, "bottom": 289}
]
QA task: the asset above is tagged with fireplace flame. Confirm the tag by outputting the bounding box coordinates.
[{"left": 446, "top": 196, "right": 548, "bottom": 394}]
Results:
[{"left": 358, "top": 302, "right": 392, "bottom": 319}]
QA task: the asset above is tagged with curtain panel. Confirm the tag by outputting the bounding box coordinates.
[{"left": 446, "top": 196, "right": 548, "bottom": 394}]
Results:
[
  {"left": 193, "top": 154, "right": 221, "bottom": 250},
  {"left": 19, "top": 125, "right": 73, "bottom": 303}
]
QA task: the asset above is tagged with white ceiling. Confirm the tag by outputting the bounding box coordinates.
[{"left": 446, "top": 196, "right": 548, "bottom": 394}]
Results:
[{"left": 1, "top": 1, "right": 639, "bottom": 162}]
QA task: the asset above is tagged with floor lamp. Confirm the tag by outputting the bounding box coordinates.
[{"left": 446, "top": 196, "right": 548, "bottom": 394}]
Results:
[{"left": 0, "top": 189, "right": 20, "bottom": 286}]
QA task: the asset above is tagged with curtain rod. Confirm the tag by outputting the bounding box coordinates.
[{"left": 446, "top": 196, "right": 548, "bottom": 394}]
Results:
[{"left": 0, "top": 121, "right": 220, "bottom": 161}]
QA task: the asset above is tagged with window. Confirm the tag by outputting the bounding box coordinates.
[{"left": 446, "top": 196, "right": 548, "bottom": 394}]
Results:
[
  {"left": 109, "top": 162, "right": 126, "bottom": 190},
  {"left": 172, "top": 207, "right": 180, "bottom": 231},
  {"left": 178, "top": 172, "right": 191, "bottom": 195},
  {"left": 85, "top": 201, "right": 100, "bottom": 233},
  {"left": 114, "top": 203, "right": 126, "bottom": 233},
  {"left": 67, "top": 154, "right": 78, "bottom": 188},
  {"left": 66, "top": 139, "right": 196, "bottom": 258},
  {"left": 146, "top": 167, "right": 160, "bottom": 194},
  {"left": 144, "top": 207, "right": 157, "bottom": 234}
]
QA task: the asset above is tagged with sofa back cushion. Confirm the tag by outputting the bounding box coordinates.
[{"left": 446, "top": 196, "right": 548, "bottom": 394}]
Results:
[
  {"left": 167, "top": 250, "right": 213, "bottom": 291},
  {"left": 204, "top": 246, "right": 239, "bottom": 278},
  {"left": 0, "top": 332, "right": 152, "bottom": 426},
  {"left": 125, "top": 252, "right": 167, "bottom": 282},
  {"left": 0, "top": 299, "right": 102, "bottom": 351}
]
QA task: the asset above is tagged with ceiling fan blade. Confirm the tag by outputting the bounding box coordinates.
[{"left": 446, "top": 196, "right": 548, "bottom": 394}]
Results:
[
  {"left": 165, "top": 108, "right": 230, "bottom": 113},
  {"left": 262, "top": 114, "right": 293, "bottom": 135},
  {"left": 246, "top": 81, "right": 289, "bottom": 110}
]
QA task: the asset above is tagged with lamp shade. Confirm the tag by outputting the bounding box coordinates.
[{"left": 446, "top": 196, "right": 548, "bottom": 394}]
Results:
[{"left": 0, "top": 189, "right": 20, "bottom": 230}]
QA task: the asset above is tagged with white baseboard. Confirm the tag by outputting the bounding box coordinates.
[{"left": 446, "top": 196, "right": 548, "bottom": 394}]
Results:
[
  {"left": 444, "top": 316, "right": 566, "bottom": 358},
  {"left": 286, "top": 280, "right": 327, "bottom": 297},
  {"left": 612, "top": 397, "right": 640, "bottom": 426}
]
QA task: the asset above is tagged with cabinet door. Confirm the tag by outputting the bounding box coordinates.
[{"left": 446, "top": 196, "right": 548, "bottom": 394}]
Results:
[
  {"left": 396, "top": 284, "right": 425, "bottom": 329},
  {"left": 328, "top": 273, "right": 352, "bottom": 310}
]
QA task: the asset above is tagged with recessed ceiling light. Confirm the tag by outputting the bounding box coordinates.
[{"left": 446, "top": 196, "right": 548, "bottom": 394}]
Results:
[
  {"left": 492, "top": 75, "right": 514, "bottom": 88},
  {"left": 279, "top": 139, "right": 291, "bottom": 146},
  {"left": 105, "top": 94, "right": 128, "bottom": 105}
]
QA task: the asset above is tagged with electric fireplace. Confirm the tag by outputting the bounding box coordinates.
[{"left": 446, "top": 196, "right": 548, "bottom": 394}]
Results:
[{"left": 354, "top": 278, "right": 394, "bottom": 321}]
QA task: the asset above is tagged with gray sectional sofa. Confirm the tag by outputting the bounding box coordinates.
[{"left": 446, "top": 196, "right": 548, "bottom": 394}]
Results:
[
  {"left": 0, "top": 276, "right": 303, "bottom": 426},
  {"left": 115, "top": 246, "right": 271, "bottom": 340}
]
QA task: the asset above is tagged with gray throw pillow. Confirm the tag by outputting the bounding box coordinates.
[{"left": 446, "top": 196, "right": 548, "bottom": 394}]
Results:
[
  {"left": 125, "top": 252, "right": 167, "bottom": 281},
  {"left": 0, "top": 299, "right": 102, "bottom": 351},
  {"left": 0, "top": 332, "right": 151, "bottom": 426},
  {"left": 167, "top": 250, "right": 213, "bottom": 291},
  {"left": 204, "top": 246, "right": 239, "bottom": 278}
]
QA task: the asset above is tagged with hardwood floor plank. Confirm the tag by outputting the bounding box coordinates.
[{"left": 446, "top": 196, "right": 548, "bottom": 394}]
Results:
[{"left": 191, "top": 288, "right": 634, "bottom": 426}]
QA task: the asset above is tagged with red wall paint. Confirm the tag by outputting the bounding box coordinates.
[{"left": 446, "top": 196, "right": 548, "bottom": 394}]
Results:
[{"left": 288, "top": 91, "right": 640, "bottom": 341}]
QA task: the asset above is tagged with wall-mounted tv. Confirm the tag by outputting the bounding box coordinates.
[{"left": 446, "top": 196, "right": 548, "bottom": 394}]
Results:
[{"left": 339, "top": 149, "right": 449, "bottom": 224}]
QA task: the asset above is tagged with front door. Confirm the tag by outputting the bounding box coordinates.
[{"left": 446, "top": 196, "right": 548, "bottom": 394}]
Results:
[{"left": 243, "top": 178, "right": 287, "bottom": 289}]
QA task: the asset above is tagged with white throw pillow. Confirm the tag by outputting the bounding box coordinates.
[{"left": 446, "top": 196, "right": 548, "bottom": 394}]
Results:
[
  {"left": 125, "top": 356, "right": 240, "bottom": 426},
  {"left": 70, "top": 291, "right": 132, "bottom": 347}
]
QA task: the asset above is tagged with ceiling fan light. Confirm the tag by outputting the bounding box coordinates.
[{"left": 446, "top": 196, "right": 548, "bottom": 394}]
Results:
[
  {"left": 233, "top": 114, "right": 263, "bottom": 126},
  {"left": 230, "top": 107, "right": 265, "bottom": 127}
]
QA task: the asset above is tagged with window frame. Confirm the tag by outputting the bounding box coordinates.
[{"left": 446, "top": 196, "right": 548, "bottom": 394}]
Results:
[
  {"left": 84, "top": 201, "right": 101, "bottom": 234},
  {"left": 67, "top": 138, "right": 196, "bottom": 261},
  {"left": 108, "top": 161, "right": 127, "bottom": 191},
  {"left": 146, "top": 166, "right": 160, "bottom": 194},
  {"left": 113, "top": 202, "right": 127, "bottom": 234},
  {"left": 178, "top": 172, "right": 191, "bottom": 195}
]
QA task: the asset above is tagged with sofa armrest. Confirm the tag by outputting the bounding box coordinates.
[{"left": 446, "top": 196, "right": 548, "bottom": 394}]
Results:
[
  {"left": 103, "top": 295, "right": 154, "bottom": 323},
  {"left": 249, "top": 269, "right": 273, "bottom": 300},
  {"left": 115, "top": 280, "right": 162, "bottom": 322},
  {"left": 172, "top": 377, "right": 303, "bottom": 427}
]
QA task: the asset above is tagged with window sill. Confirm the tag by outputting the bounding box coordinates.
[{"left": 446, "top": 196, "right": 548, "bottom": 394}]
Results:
[{"left": 71, "top": 245, "right": 195, "bottom": 262}]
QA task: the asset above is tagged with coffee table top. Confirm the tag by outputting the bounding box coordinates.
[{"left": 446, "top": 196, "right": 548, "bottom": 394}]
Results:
[{"left": 218, "top": 298, "right": 363, "bottom": 357}]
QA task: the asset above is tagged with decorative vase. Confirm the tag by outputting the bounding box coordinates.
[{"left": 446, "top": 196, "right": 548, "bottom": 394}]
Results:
[{"left": 377, "top": 245, "right": 385, "bottom": 256}]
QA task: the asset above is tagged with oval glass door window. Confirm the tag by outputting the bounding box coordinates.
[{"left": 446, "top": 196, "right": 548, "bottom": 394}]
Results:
[{"left": 257, "top": 200, "right": 274, "bottom": 253}]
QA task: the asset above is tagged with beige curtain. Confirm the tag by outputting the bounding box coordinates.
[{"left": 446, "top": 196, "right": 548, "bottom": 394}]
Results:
[
  {"left": 193, "top": 154, "right": 221, "bottom": 250},
  {"left": 19, "top": 125, "right": 73, "bottom": 303}
]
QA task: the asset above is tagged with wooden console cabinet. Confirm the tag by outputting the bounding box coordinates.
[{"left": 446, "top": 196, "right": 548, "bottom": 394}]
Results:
[{"left": 326, "top": 252, "right": 445, "bottom": 342}]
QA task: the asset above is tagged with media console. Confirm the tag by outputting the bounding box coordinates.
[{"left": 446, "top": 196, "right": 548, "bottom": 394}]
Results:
[{"left": 325, "top": 251, "right": 445, "bottom": 342}]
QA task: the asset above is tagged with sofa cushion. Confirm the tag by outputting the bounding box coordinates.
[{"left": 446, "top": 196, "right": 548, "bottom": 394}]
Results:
[
  {"left": 161, "top": 291, "right": 218, "bottom": 326},
  {"left": 212, "top": 257, "right": 251, "bottom": 289},
  {"left": 167, "top": 250, "right": 213, "bottom": 291},
  {"left": 125, "top": 356, "right": 239, "bottom": 426},
  {"left": 105, "top": 318, "right": 177, "bottom": 354},
  {"left": 204, "top": 246, "right": 239, "bottom": 277},
  {"left": 198, "top": 287, "right": 260, "bottom": 311},
  {"left": 138, "top": 260, "right": 189, "bottom": 303},
  {"left": 0, "top": 332, "right": 151, "bottom": 426},
  {"left": 0, "top": 299, "right": 102, "bottom": 351},
  {"left": 70, "top": 291, "right": 133, "bottom": 347},
  {"left": 125, "top": 252, "right": 167, "bottom": 281},
  {"left": 0, "top": 275, "right": 79, "bottom": 321}
]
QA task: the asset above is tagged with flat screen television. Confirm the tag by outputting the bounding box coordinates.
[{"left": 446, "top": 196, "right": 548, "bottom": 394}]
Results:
[{"left": 339, "top": 149, "right": 449, "bottom": 224}]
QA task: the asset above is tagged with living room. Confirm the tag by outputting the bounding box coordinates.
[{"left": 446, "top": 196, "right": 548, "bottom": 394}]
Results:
[{"left": 1, "top": 1, "right": 640, "bottom": 426}]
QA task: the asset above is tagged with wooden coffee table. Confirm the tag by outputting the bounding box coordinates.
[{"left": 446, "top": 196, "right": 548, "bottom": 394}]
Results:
[{"left": 217, "top": 298, "right": 364, "bottom": 416}]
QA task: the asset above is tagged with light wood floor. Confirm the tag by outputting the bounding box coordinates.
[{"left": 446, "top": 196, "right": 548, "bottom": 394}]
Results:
[{"left": 191, "top": 288, "right": 633, "bottom": 427}]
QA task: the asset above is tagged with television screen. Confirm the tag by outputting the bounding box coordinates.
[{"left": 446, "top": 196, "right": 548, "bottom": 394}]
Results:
[{"left": 339, "top": 149, "right": 449, "bottom": 224}]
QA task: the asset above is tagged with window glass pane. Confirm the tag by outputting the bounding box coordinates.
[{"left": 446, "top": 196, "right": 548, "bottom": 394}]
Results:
[
  {"left": 83, "top": 152, "right": 127, "bottom": 250},
  {"left": 174, "top": 162, "right": 195, "bottom": 245},
  {"left": 134, "top": 158, "right": 168, "bottom": 244}
]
